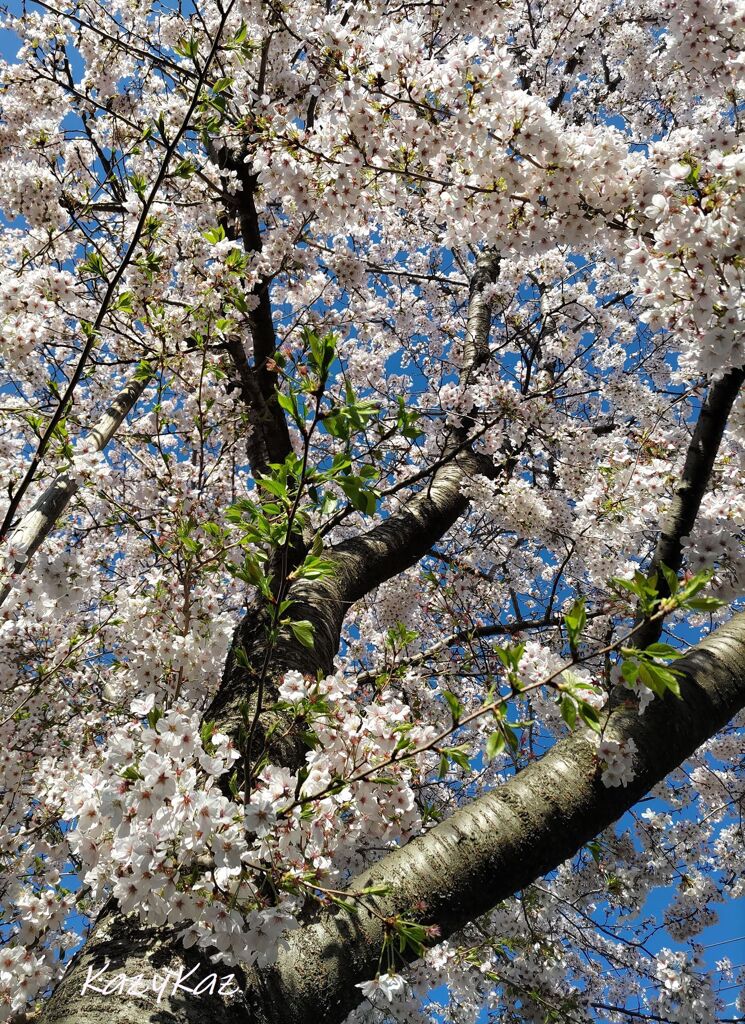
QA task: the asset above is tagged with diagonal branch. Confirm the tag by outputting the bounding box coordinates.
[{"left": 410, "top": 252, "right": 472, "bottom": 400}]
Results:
[
  {"left": 324, "top": 251, "right": 501, "bottom": 607},
  {"left": 0, "top": 370, "right": 151, "bottom": 608},
  {"left": 256, "top": 609, "right": 745, "bottom": 1024}
]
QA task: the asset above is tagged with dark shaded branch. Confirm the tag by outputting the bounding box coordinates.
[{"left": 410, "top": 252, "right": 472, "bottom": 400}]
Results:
[
  {"left": 460, "top": 251, "right": 499, "bottom": 383},
  {"left": 209, "top": 253, "right": 504, "bottom": 767},
  {"left": 635, "top": 366, "right": 744, "bottom": 648},
  {"left": 547, "top": 48, "right": 584, "bottom": 112},
  {"left": 205, "top": 140, "right": 292, "bottom": 476},
  {"left": 223, "top": 334, "right": 279, "bottom": 477},
  {"left": 231, "top": 166, "right": 292, "bottom": 468}
]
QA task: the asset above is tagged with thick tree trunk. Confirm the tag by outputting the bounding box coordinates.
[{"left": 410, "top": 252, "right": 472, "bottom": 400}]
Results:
[{"left": 38, "top": 903, "right": 250, "bottom": 1024}]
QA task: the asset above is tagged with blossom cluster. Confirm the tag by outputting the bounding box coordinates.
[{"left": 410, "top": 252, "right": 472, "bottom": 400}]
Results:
[{"left": 596, "top": 737, "right": 638, "bottom": 789}]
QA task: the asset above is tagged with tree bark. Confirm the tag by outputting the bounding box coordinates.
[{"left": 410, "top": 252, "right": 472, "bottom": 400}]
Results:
[
  {"left": 252, "top": 610, "right": 745, "bottom": 1024},
  {"left": 38, "top": 902, "right": 250, "bottom": 1024}
]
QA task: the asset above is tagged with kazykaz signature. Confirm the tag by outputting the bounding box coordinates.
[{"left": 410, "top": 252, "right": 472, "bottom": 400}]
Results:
[{"left": 80, "top": 958, "right": 241, "bottom": 1001}]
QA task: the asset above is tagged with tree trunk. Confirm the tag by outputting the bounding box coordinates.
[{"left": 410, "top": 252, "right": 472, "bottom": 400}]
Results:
[{"left": 38, "top": 903, "right": 250, "bottom": 1024}]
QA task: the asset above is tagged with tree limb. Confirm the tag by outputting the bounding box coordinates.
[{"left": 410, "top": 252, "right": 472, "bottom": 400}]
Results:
[
  {"left": 0, "top": 370, "right": 151, "bottom": 608},
  {"left": 634, "top": 366, "right": 744, "bottom": 648},
  {"left": 255, "top": 610, "right": 745, "bottom": 1024},
  {"left": 222, "top": 158, "right": 292, "bottom": 471}
]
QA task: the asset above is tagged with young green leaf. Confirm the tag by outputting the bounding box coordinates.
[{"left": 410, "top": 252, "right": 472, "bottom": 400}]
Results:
[{"left": 289, "top": 620, "right": 315, "bottom": 649}]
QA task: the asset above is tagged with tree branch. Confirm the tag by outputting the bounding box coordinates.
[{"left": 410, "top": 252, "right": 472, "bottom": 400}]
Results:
[
  {"left": 0, "top": 370, "right": 151, "bottom": 608},
  {"left": 227, "top": 162, "right": 292, "bottom": 470},
  {"left": 256, "top": 610, "right": 745, "bottom": 1024},
  {"left": 635, "top": 366, "right": 744, "bottom": 648},
  {"left": 353, "top": 611, "right": 612, "bottom": 688},
  {"left": 324, "top": 251, "right": 501, "bottom": 606}
]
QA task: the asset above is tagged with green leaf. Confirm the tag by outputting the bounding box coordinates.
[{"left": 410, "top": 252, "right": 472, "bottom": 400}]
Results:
[
  {"left": 174, "top": 159, "right": 196, "bottom": 179},
  {"left": 610, "top": 570, "right": 660, "bottom": 615},
  {"left": 659, "top": 563, "right": 679, "bottom": 595},
  {"left": 638, "top": 662, "right": 682, "bottom": 699},
  {"left": 485, "top": 730, "right": 505, "bottom": 760},
  {"left": 564, "top": 598, "right": 586, "bottom": 647},
  {"left": 147, "top": 706, "right": 163, "bottom": 730},
  {"left": 442, "top": 690, "right": 462, "bottom": 725},
  {"left": 229, "top": 21, "right": 248, "bottom": 47},
  {"left": 257, "top": 475, "right": 289, "bottom": 499},
  {"left": 211, "top": 76, "right": 234, "bottom": 94},
  {"left": 685, "top": 596, "right": 726, "bottom": 611},
  {"left": 319, "top": 409, "right": 348, "bottom": 440},
  {"left": 386, "top": 622, "right": 418, "bottom": 649},
  {"left": 203, "top": 225, "right": 227, "bottom": 244},
  {"left": 503, "top": 722, "right": 520, "bottom": 751},
  {"left": 295, "top": 556, "right": 335, "bottom": 582},
  {"left": 358, "top": 883, "right": 391, "bottom": 897},
  {"left": 128, "top": 172, "right": 148, "bottom": 198},
  {"left": 303, "top": 326, "right": 337, "bottom": 378},
  {"left": 290, "top": 620, "right": 315, "bottom": 649},
  {"left": 621, "top": 659, "right": 640, "bottom": 685},
  {"left": 677, "top": 569, "right": 716, "bottom": 604},
  {"left": 586, "top": 840, "right": 602, "bottom": 864},
  {"left": 644, "top": 642, "right": 683, "bottom": 659},
  {"left": 494, "top": 642, "right": 526, "bottom": 688},
  {"left": 338, "top": 475, "right": 378, "bottom": 514},
  {"left": 446, "top": 746, "right": 471, "bottom": 772},
  {"left": 577, "top": 699, "right": 601, "bottom": 733},
  {"left": 276, "top": 391, "right": 304, "bottom": 430},
  {"left": 80, "top": 251, "right": 107, "bottom": 278},
  {"left": 112, "top": 290, "right": 134, "bottom": 314},
  {"left": 560, "top": 695, "right": 577, "bottom": 730}
]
